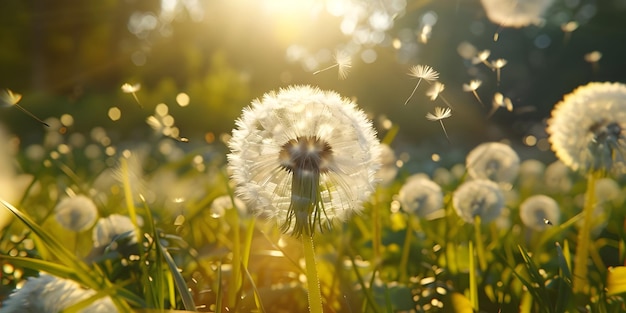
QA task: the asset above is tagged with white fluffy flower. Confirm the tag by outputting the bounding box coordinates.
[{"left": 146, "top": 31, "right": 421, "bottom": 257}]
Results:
[
  {"left": 480, "top": 0, "right": 555, "bottom": 28},
  {"left": 466, "top": 142, "right": 520, "bottom": 188},
  {"left": 547, "top": 82, "right": 626, "bottom": 172},
  {"left": 54, "top": 195, "right": 98, "bottom": 232},
  {"left": 397, "top": 175, "right": 444, "bottom": 220},
  {"left": 453, "top": 179, "right": 505, "bottom": 224},
  {"left": 92, "top": 214, "right": 136, "bottom": 248},
  {"left": 228, "top": 85, "right": 381, "bottom": 236},
  {"left": 2, "top": 274, "right": 117, "bottom": 313},
  {"left": 375, "top": 143, "right": 398, "bottom": 186},
  {"left": 519, "top": 195, "right": 560, "bottom": 231}
]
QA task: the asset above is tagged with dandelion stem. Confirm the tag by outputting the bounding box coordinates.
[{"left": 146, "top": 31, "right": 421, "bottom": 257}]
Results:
[
  {"left": 399, "top": 218, "right": 413, "bottom": 282},
  {"left": 572, "top": 170, "right": 600, "bottom": 295},
  {"left": 473, "top": 216, "right": 487, "bottom": 272},
  {"left": 14, "top": 104, "right": 49, "bottom": 127},
  {"left": 302, "top": 233, "right": 323, "bottom": 313},
  {"left": 469, "top": 241, "right": 479, "bottom": 310},
  {"left": 403, "top": 79, "right": 423, "bottom": 106},
  {"left": 438, "top": 120, "right": 451, "bottom": 143},
  {"left": 313, "top": 64, "right": 338, "bottom": 76}
]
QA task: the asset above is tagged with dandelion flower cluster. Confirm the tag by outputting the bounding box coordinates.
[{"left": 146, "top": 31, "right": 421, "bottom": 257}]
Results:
[
  {"left": 547, "top": 82, "right": 626, "bottom": 172},
  {"left": 519, "top": 195, "right": 560, "bottom": 231},
  {"left": 228, "top": 85, "right": 381, "bottom": 236},
  {"left": 453, "top": 179, "right": 505, "bottom": 224},
  {"left": 54, "top": 195, "right": 98, "bottom": 232},
  {"left": 2, "top": 274, "right": 117, "bottom": 313},
  {"left": 466, "top": 142, "right": 520, "bottom": 187}
]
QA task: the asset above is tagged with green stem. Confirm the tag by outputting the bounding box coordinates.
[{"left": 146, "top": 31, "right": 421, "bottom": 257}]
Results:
[
  {"left": 474, "top": 216, "right": 487, "bottom": 272},
  {"left": 228, "top": 209, "right": 241, "bottom": 308},
  {"left": 372, "top": 193, "right": 381, "bottom": 263},
  {"left": 302, "top": 234, "right": 323, "bottom": 313},
  {"left": 399, "top": 218, "right": 413, "bottom": 282},
  {"left": 572, "top": 170, "right": 599, "bottom": 295},
  {"left": 469, "top": 241, "right": 478, "bottom": 310}
]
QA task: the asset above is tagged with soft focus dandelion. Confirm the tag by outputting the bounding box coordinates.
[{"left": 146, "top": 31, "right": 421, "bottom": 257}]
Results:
[
  {"left": 92, "top": 214, "right": 137, "bottom": 248},
  {"left": 0, "top": 89, "right": 49, "bottom": 127},
  {"left": 487, "top": 92, "right": 513, "bottom": 118},
  {"left": 490, "top": 58, "right": 507, "bottom": 85},
  {"left": 547, "top": 82, "right": 626, "bottom": 172},
  {"left": 466, "top": 142, "right": 520, "bottom": 188},
  {"left": 2, "top": 274, "right": 117, "bottom": 313},
  {"left": 544, "top": 160, "right": 572, "bottom": 193},
  {"left": 227, "top": 85, "right": 381, "bottom": 236},
  {"left": 404, "top": 65, "right": 439, "bottom": 105},
  {"left": 376, "top": 143, "right": 398, "bottom": 186},
  {"left": 463, "top": 79, "right": 484, "bottom": 106},
  {"left": 54, "top": 195, "right": 98, "bottom": 232},
  {"left": 312, "top": 51, "right": 352, "bottom": 80},
  {"left": 519, "top": 195, "right": 560, "bottom": 231},
  {"left": 210, "top": 195, "right": 247, "bottom": 218},
  {"left": 453, "top": 179, "right": 505, "bottom": 224},
  {"left": 480, "top": 0, "right": 555, "bottom": 28},
  {"left": 121, "top": 83, "right": 142, "bottom": 107},
  {"left": 426, "top": 107, "right": 452, "bottom": 143},
  {"left": 397, "top": 175, "right": 444, "bottom": 220}
]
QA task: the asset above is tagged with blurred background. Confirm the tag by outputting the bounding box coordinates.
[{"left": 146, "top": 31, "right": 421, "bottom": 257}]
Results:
[{"left": 1, "top": 0, "right": 625, "bottom": 166}]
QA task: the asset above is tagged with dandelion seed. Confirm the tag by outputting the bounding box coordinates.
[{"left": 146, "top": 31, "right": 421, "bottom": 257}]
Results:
[
  {"left": 487, "top": 92, "right": 513, "bottom": 118},
  {"left": 0, "top": 89, "right": 49, "bottom": 127},
  {"left": 2, "top": 274, "right": 117, "bottom": 313},
  {"left": 519, "top": 195, "right": 560, "bottom": 231},
  {"left": 121, "top": 83, "right": 142, "bottom": 107},
  {"left": 584, "top": 51, "right": 602, "bottom": 75},
  {"left": 452, "top": 179, "right": 505, "bottom": 224},
  {"left": 491, "top": 58, "right": 507, "bottom": 85},
  {"left": 227, "top": 85, "right": 381, "bottom": 236},
  {"left": 466, "top": 142, "right": 520, "bottom": 188},
  {"left": 419, "top": 24, "right": 433, "bottom": 43},
  {"left": 547, "top": 82, "right": 626, "bottom": 172},
  {"left": 463, "top": 79, "right": 484, "bottom": 106},
  {"left": 426, "top": 82, "right": 454, "bottom": 109},
  {"left": 472, "top": 49, "right": 491, "bottom": 66},
  {"left": 561, "top": 21, "right": 578, "bottom": 44},
  {"left": 404, "top": 65, "right": 439, "bottom": 105},
  {"left": 426, "top": 107, "right": 452, "bottom": 143},
  {"left": 313, "top": 51, "right": 352, "bottom": 80}
]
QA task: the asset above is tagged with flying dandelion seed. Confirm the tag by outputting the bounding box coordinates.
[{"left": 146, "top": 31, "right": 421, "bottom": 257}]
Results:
[
  {"left": 404, "top": 65, "right": 439, "bottom": 106},
  {"left": 426, "top": 82, "right": 454, "bottom": 108},
  {"left": 463, "top": 79, "right": 484, "bottom": 106},
  {"left": 487, "top": 92, "right": 513, "bottom": 118},
  {"left": 2, "top": 274, "right": 117, "bottom": 313},
  {"left": 561, "top": 21, "right": 578, "bottom": 44},
  {"left": 227, "top": 85, "right": 381, "bottom": 236},
  {"left": 426, "top": 107, "right": 452, "bottom": 143},
  {"left": 419, "top": 24, "right": 433, "bottom": 43},
  {"left": 312, "top": 51, "right": 352, "bottom": 80},
  {"left": 121, "top": 83, "right": 142, "bottom": 107},
  {"left": 472, "top": 49, "right": 491, "bottom": 66},
  {"left": 547, "top": 82, "right": 626, "bottom": 172},
  {"left": 491, "top": 58, "right": 507, "bottom": 85},
  {"left": 584, "top": 51, "right": 602, "bottom": 74},
  {"left": 0, "top": 89, "right": 49, "bottom": 127}
]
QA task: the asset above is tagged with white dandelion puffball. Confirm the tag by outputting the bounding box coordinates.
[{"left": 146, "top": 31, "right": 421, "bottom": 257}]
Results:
[
  {"left": 519, "top": 195, "right": 560, "bottom": 231},
  {"left": 2, "top": 274, "right": 117, "bottom": 313},
  {"left": 548, "top": 82, "right": 626, "bottom": 172},
  {"left": 92, "top": 214, "right": 136, "bottom": 248},
  {"left": 480, "top": 0, "right": 555, "bottom": 28},
  {"left": 227, "top": 85, "right": 381, "bottom": 236},
  {"left": 453, "top": 179, "right": 505, "bottom": 224},
  {"left": 54, "top": 195, "right": 98, "bottom": 232},
  {"left": 466, "top": 142, "right": 520, "bottom": 187},
  {"left": 376, "top": 143, "right": 398, "bottom": 186},
  {"left": 397, "top": 175, "right": 444, "bottom": 220}
]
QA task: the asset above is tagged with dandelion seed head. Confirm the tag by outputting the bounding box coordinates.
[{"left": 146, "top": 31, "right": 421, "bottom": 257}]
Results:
[
  {"left": 2, "top": 274, "right": 117, "bottom": 313},
  {"left": 519, "top": 195, "right": 560, "bottom": 231},
  {"left": 547, "top": 82, "right": 626, "bottom": 172},
  {"left": 92, "top": 214, "right": 137, "bottom": 248},
  {"left": 453, "top": 179, "right": 505, "bottom": 224},
  {"left": 376, "top": 143, "right": 398, "bottom": 186},
  {"left": 228, "top": 85, "right": 381, "bottom": 236},
  {"left": 54, "top": 195, "right": 98, "bottom": 232},
  {"left": 466, "top": 142, "right": 520, "bottom": 187},
  {"left": 408, "top": 65, "right": 439, "bottom": 81},
  {"left": 480, "top": 0, "right": 555, "bottom": 28},
  {"left": 398, "top": 175, "right": 444, "bottom": 220}
]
